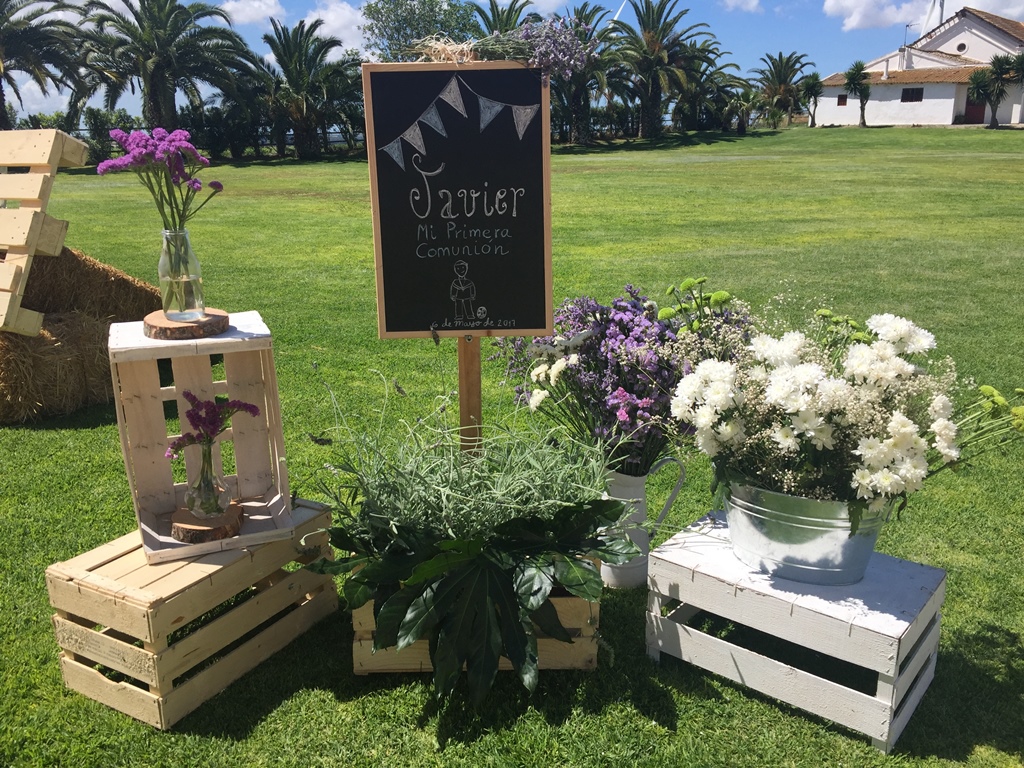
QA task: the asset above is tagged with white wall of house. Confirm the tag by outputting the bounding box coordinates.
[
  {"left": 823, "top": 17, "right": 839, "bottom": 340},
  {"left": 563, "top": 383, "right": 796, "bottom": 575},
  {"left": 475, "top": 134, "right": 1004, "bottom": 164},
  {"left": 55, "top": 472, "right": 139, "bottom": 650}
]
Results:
[
  {"left": 815, "top": 84, "right": 1022, "bottom": 126},
  {"left": 915, "top": 19, "right": 1021, "bottom": 63}
]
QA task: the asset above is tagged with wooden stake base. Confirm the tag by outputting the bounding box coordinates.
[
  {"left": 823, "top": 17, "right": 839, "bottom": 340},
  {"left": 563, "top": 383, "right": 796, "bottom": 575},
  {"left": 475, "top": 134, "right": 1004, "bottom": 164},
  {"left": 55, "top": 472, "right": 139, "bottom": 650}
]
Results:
[
  {"left": 170, "top": 501, "right": 243, "bottom": 544},
  {"left": 143, "top": 307, "right": 229, "bottom": 340}
]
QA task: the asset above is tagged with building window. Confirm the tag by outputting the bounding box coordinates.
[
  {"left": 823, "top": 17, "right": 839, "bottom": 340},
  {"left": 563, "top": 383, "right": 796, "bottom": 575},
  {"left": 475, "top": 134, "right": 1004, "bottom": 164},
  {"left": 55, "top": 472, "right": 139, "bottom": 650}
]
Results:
[
  {"left": 956, "top": 42, "right": 967, "bottom": 53},
  {"left": 901, "top": 88, "right": 924, "bottom": 103},
  {"left": 837, "top": 94, "right": 848, "bottom": 106}
]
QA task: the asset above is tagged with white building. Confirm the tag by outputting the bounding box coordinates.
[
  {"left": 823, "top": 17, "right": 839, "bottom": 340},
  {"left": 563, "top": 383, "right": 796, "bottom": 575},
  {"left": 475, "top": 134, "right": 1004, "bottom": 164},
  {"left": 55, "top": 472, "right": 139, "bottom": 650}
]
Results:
[{"left": 816, "top": 7, "right": 1024, "bottom": 127}]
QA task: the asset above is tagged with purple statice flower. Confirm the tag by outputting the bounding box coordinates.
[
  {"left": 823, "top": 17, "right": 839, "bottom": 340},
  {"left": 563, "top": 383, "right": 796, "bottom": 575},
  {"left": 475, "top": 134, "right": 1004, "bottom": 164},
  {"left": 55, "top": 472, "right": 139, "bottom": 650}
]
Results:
[
  {"left": 508, "top": 16, "right": 599, "bottom": 84},
  {"left": 97, "top": 127, "right": 223, "bottom": 231},
  {"left": 521, "top": 286, "right": 680, "bottom": 475},
  {"left": 165, "top": 390, "right": 260, "bottom": 458}
]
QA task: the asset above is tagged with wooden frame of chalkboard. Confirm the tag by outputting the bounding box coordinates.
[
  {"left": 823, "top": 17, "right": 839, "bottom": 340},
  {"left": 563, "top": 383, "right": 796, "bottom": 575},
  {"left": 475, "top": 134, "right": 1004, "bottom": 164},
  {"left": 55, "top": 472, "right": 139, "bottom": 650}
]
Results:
[{"left": 363, "top": 61, "right": 553, "bottom": 339}]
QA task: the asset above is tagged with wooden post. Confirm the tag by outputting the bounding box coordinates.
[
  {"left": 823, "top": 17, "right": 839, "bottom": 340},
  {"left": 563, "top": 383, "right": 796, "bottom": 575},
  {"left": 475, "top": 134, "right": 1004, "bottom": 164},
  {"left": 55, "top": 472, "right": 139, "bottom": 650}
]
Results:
[{"left": 458, "top": 335, "right": 482, "bottom": 450}]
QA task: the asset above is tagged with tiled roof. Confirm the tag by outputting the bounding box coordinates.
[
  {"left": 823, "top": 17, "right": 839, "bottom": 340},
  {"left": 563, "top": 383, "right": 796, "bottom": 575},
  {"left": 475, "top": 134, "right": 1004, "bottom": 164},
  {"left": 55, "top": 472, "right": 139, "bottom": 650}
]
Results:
[
  {"left": 821, "top": 66, "right": 987, "bottom": 87},
  {"left": 917, "top": 49, "right": 982, "bottom": 65},
  {"left": 963, "top": 7, "right": 1024, "bottom": 43}
]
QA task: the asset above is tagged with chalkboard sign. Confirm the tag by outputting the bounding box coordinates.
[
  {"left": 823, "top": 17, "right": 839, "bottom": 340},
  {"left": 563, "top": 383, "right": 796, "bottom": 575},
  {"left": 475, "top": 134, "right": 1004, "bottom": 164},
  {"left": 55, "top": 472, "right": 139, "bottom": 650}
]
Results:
[{"left": 363, "top": 61, "right": 552, "bottom": 339}]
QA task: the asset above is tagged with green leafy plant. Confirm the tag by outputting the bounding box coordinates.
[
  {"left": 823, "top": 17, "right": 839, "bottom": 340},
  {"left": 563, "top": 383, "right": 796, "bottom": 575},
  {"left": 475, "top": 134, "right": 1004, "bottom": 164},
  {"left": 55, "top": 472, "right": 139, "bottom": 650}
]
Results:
[{"left": 309, "top": 405, "right": 638, "bottom": 703}]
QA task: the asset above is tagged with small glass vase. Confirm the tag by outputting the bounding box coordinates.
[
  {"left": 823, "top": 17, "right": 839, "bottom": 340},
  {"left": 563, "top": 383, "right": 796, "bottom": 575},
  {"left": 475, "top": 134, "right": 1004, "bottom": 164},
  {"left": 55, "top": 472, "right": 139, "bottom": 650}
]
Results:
[
  {"left": 184, "top": 442, "right": 231, "bottom": 519},
  {"left": 158, "top": 228, "right": 206, "bottom": 322}
]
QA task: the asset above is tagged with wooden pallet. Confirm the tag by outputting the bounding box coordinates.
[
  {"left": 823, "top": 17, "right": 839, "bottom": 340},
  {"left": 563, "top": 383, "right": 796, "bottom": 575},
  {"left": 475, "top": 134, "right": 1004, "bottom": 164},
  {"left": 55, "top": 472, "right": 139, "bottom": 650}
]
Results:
[
  {"left": 46, "top": 501, "right": 338, "bottom": 730},
  {"left": 0, "top": 130, "right": 89, "bottom": 336},
  {"left": 108, "top": 311, "right": 295, "bottom": 562},
  {"left": 646, "top": 514, "right": 946, "bottom": 753},
  {"left": 352, "top": 595, "right": 599, "bottom": 674}
]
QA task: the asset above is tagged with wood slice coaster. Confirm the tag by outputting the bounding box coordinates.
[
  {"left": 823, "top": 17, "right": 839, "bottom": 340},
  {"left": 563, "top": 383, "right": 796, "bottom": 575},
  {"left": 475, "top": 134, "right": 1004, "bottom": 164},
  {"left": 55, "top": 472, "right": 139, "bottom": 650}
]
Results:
[
  {"left": 143, "top": 307, "right": 229, "bottom": 340},
  {"left": 170, "top": 501, "right": 244, "bottom": 544}
]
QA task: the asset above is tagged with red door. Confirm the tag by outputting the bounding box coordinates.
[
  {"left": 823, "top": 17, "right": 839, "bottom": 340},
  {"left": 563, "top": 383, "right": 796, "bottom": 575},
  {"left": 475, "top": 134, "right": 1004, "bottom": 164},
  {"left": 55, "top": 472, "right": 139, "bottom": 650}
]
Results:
[{"left": 964, "top": 98, "right": 986, "bottom": 124}]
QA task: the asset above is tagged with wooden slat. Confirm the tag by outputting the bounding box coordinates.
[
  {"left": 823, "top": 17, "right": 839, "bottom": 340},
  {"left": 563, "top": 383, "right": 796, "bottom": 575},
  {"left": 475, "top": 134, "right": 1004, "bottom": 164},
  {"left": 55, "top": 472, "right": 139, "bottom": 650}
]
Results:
[
  {"left": 46, "top": 531, "right": 143, "bottom": 576},
  {"left": 0, "top": 172, "right": 52, "bottom": 207},
  {"left": 153, "top": 569, "right": 332, "bottom": 688},
  {"left": 0, "top": 249, "right": 29, "bottom": 292},
  {"left": 146, "top": 505, "right": 329, "bottom": 641},
  {"left": 115, "top": 360, "right": 175, "bottom": 516},
  {"left": 59, "top": 657, "right": 165, "bottom": 729},
  {"left": 159, "top": 586, "right": 338, "bottom": 727},
  {"left": 648, "top": 610, "right": 893, "bottom": 741},
  {"left": 169, "top": 355, "right": 218, "bottom": 487},
  {"left": 0, "top": 209, "right": 67, "bottom": 254},
  {"left": 53, "top": 616, "right": 161, "bottom": 686},
  {"left": 260, "top": 347, "right": 290, "bottom": 503},
  {"left": 0, "top": 129, "right": 88, "bottom": 169},
  {"left": 352, "top": 595, "right": 599, "bottom": 674},
  {"left": 223, "top": 350, "right": 273, "bottom": 498}
]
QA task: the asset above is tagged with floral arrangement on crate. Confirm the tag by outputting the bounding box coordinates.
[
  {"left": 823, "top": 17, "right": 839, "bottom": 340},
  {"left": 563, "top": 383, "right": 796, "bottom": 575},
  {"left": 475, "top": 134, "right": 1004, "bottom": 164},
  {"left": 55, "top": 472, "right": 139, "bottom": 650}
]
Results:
[
  {"left": 166, "top": 391, "right": 260, "bottom": 520},
  {"left": 307, "top": 398, "right": 638, "bottom": 703},
  {"left": 412, "top": 17, "right": 598, "bottom": 81},
  {"left": 494, "top": 282, "right": 752, "bottom": 477},
  {"left": 670, "top": 309, "right": 1024, "bottom": 530},
  {"left": 97, "top": 128, "right": 222, "bottom": 316},
  {"left": 97, "top": 128, "right": 223, "bottom": 232}
]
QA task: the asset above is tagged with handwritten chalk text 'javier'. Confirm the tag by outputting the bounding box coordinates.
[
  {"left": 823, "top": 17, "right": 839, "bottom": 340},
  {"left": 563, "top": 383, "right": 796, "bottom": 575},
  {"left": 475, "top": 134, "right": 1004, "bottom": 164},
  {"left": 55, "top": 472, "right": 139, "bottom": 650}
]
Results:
[{"left": 410, "top": 158, "right": 525, "bottom": 221}]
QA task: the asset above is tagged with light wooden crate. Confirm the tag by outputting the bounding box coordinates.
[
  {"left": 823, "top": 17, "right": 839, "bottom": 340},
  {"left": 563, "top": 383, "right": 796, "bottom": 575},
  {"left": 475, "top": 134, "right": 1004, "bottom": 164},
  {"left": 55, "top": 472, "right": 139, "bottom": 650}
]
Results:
[
  {"left": 46, "top": 501, "right": 338, "bottom": 730},
  {"left": 0, "top": 129, "right": 89, "bottom": 336},
  {"left": 108, "top": 310, "right": 294, "bottom": 562},
  {"left": 646, "top": 514, "right": 946, "bottom": 753},
  {"left": 353, "top": 595, "right": 599, "bottom": 674}
]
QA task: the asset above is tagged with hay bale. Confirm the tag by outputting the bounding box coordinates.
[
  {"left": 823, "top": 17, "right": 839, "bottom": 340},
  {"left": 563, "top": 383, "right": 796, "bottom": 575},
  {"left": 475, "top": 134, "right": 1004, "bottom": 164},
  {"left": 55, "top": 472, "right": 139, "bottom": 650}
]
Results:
[
  {"left": 20, "top": 246, "right": 160, "bottom": 323},
  {"left": 0, "top": 312, "right": 112, "bottom": 424}
]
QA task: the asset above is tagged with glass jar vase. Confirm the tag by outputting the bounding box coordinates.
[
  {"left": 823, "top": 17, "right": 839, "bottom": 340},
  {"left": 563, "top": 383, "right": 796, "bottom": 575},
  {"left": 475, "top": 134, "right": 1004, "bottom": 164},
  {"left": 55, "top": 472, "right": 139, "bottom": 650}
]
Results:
[{"left": 158, "top": 228, "right": 206, "bottom": 322}]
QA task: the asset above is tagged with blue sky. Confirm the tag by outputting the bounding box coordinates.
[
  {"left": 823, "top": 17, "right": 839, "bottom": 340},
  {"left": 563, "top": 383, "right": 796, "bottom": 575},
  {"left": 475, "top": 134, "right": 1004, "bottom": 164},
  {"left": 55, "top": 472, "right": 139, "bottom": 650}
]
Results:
[{"left": 19, "top": 1, "right": 1024, "bottom": 118}]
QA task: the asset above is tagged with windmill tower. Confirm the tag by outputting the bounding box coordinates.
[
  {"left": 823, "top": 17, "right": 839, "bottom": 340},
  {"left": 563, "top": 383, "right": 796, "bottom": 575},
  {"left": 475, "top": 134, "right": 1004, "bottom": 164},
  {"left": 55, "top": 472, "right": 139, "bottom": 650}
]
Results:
[{"left": 921, "top": 0, "right": 944, "bottom": 34}]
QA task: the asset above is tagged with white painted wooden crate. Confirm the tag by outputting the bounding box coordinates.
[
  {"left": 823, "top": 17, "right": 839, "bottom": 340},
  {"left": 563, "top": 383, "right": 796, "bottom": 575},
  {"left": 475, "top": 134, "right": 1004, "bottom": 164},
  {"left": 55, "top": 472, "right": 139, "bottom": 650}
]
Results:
[
  {"left": 108, "top": 311, "right": 294, "bottom": 562},
  {"left": 646, "top": 513, "right": 945, "bottom": 753}
]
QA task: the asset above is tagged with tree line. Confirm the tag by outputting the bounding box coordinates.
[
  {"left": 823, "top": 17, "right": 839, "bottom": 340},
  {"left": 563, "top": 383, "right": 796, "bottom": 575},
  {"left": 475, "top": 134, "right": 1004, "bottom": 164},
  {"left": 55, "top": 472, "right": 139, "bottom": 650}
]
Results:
[{"left": 3, "top": 0, "right": 830, "bottom": 160}]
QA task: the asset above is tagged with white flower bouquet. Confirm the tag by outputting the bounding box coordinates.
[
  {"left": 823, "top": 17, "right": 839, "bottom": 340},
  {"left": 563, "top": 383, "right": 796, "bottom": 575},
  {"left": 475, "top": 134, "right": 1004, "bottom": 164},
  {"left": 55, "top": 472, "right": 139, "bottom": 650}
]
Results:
[{"left": 670, "top": 310, "right": 1024, "bottom": 528}]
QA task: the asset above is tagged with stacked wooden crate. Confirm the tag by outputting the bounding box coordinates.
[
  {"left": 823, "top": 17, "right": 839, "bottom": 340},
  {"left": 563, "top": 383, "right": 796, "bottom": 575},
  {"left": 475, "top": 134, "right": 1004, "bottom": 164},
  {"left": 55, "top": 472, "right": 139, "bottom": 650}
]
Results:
[
  {"left": 0, "top": 130, "right": 88, "bottom": 336},
  {"left": 47, "top": 502, "right": 337, "bottom": 729},
  {"left": 352, "top": 595, "right": 599, "bottom": 674},
  {"left": 108, "top": 310, "right": 296, "bottom": 563}
]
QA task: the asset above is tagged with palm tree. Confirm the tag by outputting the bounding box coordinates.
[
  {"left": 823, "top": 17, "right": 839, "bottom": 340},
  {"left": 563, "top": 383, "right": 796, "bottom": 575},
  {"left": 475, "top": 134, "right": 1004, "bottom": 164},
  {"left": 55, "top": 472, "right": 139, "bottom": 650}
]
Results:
[
  {"left": 81, "top": 0, "right": 256, "bottom": 129},
  {"left": 843, "top": 61, "right": 871, "bottom": 128},
  {"left": 751, "top": 51, "right": 814, "bottom": 126},
  {"left": 0, "top": 0, "right": 79, "bottom": 130},
  {"left": 262, "top": 18, "right": 346, "bottom": 160},
  {"left": 967, "top": 54, "right": 1013, "bottom": 129},
  {"left": 473, "top": 0, "right": 536, "bottom": 34},
  {"left": 726, "top": 88, "right": 762, "bottom": 136},
  {"left": 610, "top": 0, "right": 710, "bottom": 139},
  {"left": 800, "top": 72, "right": 823, "bottom": 128},
  {"left": 671, "top": 40, "right": 741, "bottom": 132},
  {"left": 548, "top": 3, "right": 616, "bottom": 145}
]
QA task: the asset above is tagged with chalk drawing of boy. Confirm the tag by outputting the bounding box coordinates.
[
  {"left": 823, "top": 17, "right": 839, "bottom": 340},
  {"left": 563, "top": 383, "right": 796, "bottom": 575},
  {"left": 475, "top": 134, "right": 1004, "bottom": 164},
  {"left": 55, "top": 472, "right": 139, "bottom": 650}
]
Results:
[{"left": 450, "top": 260, "right": 476, "bottom": 320}]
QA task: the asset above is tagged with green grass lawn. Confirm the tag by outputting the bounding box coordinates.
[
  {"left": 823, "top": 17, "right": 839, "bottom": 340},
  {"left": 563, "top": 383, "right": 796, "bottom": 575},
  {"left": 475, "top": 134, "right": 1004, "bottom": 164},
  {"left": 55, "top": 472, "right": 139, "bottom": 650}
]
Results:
[{"left": 2, "top": 126, "right": 1022, "bottom": 767}]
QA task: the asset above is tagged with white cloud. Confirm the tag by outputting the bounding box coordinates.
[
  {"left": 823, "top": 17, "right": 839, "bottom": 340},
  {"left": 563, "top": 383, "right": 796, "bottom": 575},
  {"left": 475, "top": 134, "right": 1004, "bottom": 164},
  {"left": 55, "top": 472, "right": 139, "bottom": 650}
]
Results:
[
  {"left": 529, "top": 0, "right": 571, "bottom": 13},
  {"left": 305, "top": 0, "right": 366, "bottom": 54},
  {"left": 721, "top": 0, "right": 764, "bottom": 11},
  {"left": 822, "top": 0, "right": 923, "bottom": 31},
  {"left": 10, "top": 79, "right": 69, "bottom": 118},
  {"left": 220, "top": 0, "right": 285, "bottom": 27},
  {"left": 823, "top": 1, "right": 1024, "bottom": 32}
]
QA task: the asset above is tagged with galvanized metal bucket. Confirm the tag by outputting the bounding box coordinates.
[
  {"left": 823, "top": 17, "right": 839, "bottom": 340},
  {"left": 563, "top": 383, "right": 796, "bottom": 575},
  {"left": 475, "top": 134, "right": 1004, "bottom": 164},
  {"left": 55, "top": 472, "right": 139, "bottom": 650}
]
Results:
[{"left": 724, "top": 484, "right": 890, "bottom": 586}]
